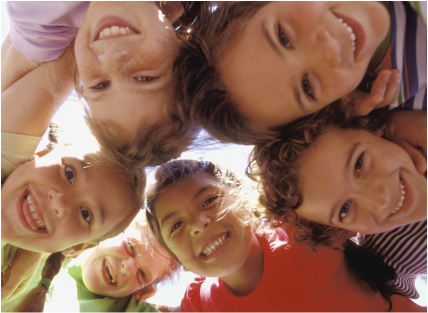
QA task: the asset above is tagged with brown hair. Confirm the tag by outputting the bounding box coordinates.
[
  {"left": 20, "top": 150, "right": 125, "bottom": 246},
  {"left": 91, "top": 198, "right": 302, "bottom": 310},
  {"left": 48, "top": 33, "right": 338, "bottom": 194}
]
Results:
[
  {"left": 248, "top": 102, "right": 392, "bottom": 248},
  {"left": 249, "top": 103, "right": 397, "bottom": 305},
  {"left": 145, "top": 159, "right": 264, "bottom": 264},
  {"left": 174, "top": 2, "right": 278, "bottom": 145}
]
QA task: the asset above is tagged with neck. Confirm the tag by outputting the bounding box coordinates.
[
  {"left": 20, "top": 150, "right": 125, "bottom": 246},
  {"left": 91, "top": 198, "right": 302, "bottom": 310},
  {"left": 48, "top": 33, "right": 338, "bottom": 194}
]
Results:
[
  {"left": 75, "top": 248, "right": 95, "bottom": 270},
  {"left": 221, "top": 232, "right": 264, "bottom": 297}
]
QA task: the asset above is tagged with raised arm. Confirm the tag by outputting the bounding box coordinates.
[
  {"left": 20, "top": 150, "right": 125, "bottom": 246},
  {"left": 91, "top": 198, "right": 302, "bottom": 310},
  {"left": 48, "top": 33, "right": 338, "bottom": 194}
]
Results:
[{"left": 1, "top": 44, "right": 75, "bottom": 137}]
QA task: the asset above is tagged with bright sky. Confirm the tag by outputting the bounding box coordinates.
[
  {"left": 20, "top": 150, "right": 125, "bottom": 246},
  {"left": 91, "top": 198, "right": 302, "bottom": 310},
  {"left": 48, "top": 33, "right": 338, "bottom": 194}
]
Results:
[{"left": 1, "top": 2, "right": 426, "bottom": 309}]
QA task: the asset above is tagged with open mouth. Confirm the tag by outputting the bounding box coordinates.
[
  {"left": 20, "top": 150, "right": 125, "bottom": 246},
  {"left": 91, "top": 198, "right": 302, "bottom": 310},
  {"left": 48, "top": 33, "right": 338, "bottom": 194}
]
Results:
[
  {"left": 103, "top": 259, "right": 117, "bottom": 285},
  {"left": 200, "top": 232, "right": 230, "bottom": 259},
  {"left": 22, "top": 192, "right": 46, "bottom": 232},
  {"left": 94, "top": 16, "right": 141, "bottom": 41},
  {"left": 391, "top": 179, "right": 406, "bottom": 215},
  {"left": 334, "top": 13, "right": 365, "bottom": 61}
]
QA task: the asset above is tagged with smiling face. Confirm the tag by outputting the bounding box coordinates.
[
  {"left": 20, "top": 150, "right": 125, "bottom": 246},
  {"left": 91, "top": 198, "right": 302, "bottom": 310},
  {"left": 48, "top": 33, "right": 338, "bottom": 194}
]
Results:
[
  {"left": 74, "top": 1, "right": 179, "bottom": 142},
  {"left": 219, "top": 1, "right": 390, "bottom": 127},
  {"left": 81, "top": 226, "right": 170, "bottom": 298},
  {"left": 1, "top": 147, "right": 132, "bottom": 253},
  {"left": 297, "top": 128, "right": 427, "bottom": 235},
  {"left": 154, "top": 173, "right": 254, "bottom": 278}
]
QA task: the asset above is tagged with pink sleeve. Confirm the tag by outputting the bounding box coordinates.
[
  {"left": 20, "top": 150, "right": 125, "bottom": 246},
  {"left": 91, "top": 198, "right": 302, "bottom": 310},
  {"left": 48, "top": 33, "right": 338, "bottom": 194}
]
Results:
[{"left": 180, "top": 276, "right": 205, "bottom": 312}]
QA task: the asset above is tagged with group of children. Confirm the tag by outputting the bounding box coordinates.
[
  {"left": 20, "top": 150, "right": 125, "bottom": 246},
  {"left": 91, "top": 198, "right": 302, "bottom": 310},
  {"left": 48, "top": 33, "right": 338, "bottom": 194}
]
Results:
[{"left": 1, "top": 1, "right": 426, "bottom": 312}]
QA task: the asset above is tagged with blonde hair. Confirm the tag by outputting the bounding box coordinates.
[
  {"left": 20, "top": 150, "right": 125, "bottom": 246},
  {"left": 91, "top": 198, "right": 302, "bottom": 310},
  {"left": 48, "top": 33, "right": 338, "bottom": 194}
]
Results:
[{"left": 145, "top": 159, "right": 264, "bottom": 264}]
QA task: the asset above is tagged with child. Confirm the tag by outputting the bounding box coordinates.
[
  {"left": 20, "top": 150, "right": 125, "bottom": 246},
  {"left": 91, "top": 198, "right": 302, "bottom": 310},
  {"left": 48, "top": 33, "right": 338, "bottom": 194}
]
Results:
[
  {"left": 1, "top": 44, "right": 145, "bottom": 302},
  {"left": 145, "top": 159, "right": 423, "bottom": 311},
  {"left": 248, "top": 102, "right": 427, "bottom": 299},
  {"left": 5, "top": 1, "right": 200, "bottom": 168},
  {"left": 175, "top": 2, "right": 426, "bottom": 144},
  {"left": 3, "top": 211, "right": 178, "bottom": 312}
]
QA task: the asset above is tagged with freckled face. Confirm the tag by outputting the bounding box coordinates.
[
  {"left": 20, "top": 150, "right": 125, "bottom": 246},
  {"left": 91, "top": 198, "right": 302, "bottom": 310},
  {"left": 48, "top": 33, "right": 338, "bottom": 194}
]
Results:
[
  {"left": 219, "top": 1, "right": 390, "bottom": 127},
  {"left": 297, "top": 128, "right": 427, "bottom": 234},
  {"left": 154, "top": 173, "right": 253, "bottom": 278},
  {"left": 74, "top": 1, "right": 178, "bottom": 143},
  {"left": 1, "top": 147, "right": 131, "bottom": 253},
  {"left": 82, "top": 227, "right": 171, "bottom": 298}
]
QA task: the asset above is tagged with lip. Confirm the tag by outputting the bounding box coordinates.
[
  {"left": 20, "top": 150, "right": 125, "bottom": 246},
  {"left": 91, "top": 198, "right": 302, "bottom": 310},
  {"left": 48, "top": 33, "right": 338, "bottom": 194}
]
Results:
[
  {"left": 102, "top": 258, "right": 117, "bottom": 287},
  {"left": 94, "top": 16, "right": 141, "bottom": 41},
  {"left": 334, "top": 13, "right": 366, "bottom": 61},
  {"left": 17, "top": 188, "right": 47, "bottom": 234},
  {"left": 386, "top": 175, "right": 413, "bottom": 220},
  {"left": 199, "top": 231, "right": 231, "bottom": 261}
]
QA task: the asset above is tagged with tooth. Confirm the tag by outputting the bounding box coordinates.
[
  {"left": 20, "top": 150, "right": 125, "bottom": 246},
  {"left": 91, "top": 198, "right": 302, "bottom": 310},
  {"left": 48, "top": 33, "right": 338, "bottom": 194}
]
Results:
[
  {"left": 338, "top": 18, "right": 343, "bottom": 23},
  {"left": 119, "top": 27, "right": 126, "bottom": 35},
  {"left": 215, "top": 241, "right": 220, "bottom": 246},
  {"left": 100, "top": 32, "right": 105, "bottom": 39},
  {"left": 104, "top": 28, "right": 111, "bottom": 36},
  {"left": 211, "top": 244, "right": 216, "bottom": 250},
  {"left": 111, "top": 26, "right": 120, "bottom": 34},
  {"left": 400, "top": 195, "right": 405, "bottom": 201},
  {"left": 346, "top": 26, "right": 353, "bottom": 34},
  {"left": 352, "top": 46, "right": 356, "bottom": 52},
  {"left": 350, "top": 33, "right": 356, "bottom": 41}
]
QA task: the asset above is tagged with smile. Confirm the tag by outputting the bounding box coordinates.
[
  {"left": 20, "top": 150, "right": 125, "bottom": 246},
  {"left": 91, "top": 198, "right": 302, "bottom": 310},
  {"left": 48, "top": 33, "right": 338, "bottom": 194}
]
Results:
[
  {"left": 94, "top": 16, "right": 140, "bottom": 41},
  {"left": 337, "top": 18, "right": 356, "bottom": 52},
  {"left": 22, "top": 191, "right": 46, "bottom": 232},
  {"left": 200, "top": 232, "right": 230, "bottom": 259},
  {"left": 391, "top": 180, "right": 406, "bottom": 215},
  {"left": 103, "top": 259, "right": 117, "bottom": 285}
]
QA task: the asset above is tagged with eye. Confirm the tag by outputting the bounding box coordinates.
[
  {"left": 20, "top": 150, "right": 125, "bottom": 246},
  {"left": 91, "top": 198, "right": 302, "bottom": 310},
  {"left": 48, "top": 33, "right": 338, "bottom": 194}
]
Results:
[
  {"left": 90, "top": 81, "right": 110, "bottom": 90},
  {"left": 64, "top": 165, "right": 75, "bottom": 184},
  {"left": 170, "top": 221, "right": 183, "bottom": 234},
  {"left": 134, "top": 77, "right": 157, "bottom": 83},
  {"left": 355, "top": 153, "right": 364, "bottom": 173},
  {"left": 302, "top": 75, "right": 315, "bottom": 100},
  {"left": 80, "top": 207, "right": 92, "bottom": 224},
  {"left": 203, "top": 196, "right": 219, "bottom": 207},
  {"left": 339, "top": 202, "right": 350, "bottom": 222},
  {"left": 278, "top": 24, "right": 291, "bottom": 48}
]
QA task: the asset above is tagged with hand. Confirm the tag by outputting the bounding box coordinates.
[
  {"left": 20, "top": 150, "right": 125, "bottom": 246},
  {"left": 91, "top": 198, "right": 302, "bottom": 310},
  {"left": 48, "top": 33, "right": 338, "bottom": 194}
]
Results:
[
  {"left": 151, "top": 303, "right": 181, "bottom": 312},
  {"left": 388, "top": 110, "right": 427, "bottom": 174},
  {"left": 1, "top": 249, "right": 43, "bottom": 304},
  {"left": 352, "top": 69, "right": 401, "bottom": 116}
]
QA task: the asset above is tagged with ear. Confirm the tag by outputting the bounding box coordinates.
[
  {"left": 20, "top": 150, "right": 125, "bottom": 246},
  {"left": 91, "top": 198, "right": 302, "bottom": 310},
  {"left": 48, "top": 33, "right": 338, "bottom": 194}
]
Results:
[
  {"left": 375, "top": 129, "right": 384, "bottom": 137},
  {"left": 134, "top": 285, "right": 157, "bottom": 300},
  {"left": 61, "top": 242, "right": 98, "bottom": 258}
]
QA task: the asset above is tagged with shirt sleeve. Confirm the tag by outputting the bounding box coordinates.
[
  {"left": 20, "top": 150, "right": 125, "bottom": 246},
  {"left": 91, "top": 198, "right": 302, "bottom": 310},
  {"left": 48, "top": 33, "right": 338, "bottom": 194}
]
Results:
[{"left": 180, "top": 276, "right": 205, "bottom": 312}]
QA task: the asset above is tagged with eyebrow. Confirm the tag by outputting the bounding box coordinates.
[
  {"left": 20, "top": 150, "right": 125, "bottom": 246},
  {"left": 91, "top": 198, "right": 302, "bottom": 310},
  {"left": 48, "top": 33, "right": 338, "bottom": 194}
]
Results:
[
  {"left": 160, "top": 184, "right": 214, "bottom": 226},
  {"left": 79, "top": 159, "right": 106, "bottom": 225},
  {"left": 328, "top": 142, "right": 360, "bottom": 224}
]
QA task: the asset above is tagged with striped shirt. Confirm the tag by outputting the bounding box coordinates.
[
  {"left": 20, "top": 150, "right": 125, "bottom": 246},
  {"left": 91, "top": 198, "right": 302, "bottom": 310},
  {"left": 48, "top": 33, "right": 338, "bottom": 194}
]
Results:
[
  {"left": 358, "top": 219, "right": 427, "bottom": 299},
  {"left": 361, "top": 2, "right": 427, "bottom": 111}
]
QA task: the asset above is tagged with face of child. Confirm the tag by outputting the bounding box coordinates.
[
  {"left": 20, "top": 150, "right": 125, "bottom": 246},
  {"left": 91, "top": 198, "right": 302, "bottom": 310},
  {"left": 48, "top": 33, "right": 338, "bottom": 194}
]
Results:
[
  {"left": 1, "top": 147, "right": 132, "bottom": 253},
  {"left": 219, "top": 2, "right": 390, "bottom": 127},
  {"left": 154, "top": 173, "right": 254, "bottom": 278},
  {"left": 74, "top": 2, "right": 178, "bottom": 143},
  {"left": 296, "top": 128, "right": 427, "bottom": 235},
  {"left": 81, "top": 226, "right": 170, "bottom": 298}
]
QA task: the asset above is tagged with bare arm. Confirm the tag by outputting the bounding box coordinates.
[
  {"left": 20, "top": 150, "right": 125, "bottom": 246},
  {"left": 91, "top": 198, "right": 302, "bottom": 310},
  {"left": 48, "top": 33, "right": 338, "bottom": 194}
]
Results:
[{"left": 1, "top": 45, "right": 75, "bottom": 137}]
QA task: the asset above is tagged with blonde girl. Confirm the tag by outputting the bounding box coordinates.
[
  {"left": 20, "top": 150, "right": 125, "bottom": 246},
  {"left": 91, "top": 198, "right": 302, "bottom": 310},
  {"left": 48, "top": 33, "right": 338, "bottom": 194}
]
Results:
[{"left": 145, "top": 159, "right": 422, "bottom": 312}]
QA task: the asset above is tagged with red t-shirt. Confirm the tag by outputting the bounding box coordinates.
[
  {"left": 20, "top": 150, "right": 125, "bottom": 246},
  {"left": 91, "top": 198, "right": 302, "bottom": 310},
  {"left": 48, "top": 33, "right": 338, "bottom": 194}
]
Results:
[{"left": 181, "top": 228, "right": 425, "bottom": 312}]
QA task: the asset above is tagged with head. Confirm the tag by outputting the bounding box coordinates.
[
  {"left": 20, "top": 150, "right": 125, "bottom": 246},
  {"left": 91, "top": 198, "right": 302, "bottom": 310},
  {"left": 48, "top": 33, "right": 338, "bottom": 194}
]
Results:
[
  {"left": 74, "top": 1, "right": 179, "bottom": 143},
  {"left": 81, "top": 211, "right": 178, "bottom": 298},
  {"left": 176, "top": 2, "right": 390, "bottom": 143},
  {"left": 249, "top": 104, "right": 427, "bottom": 237},
  {"left": 1, "top": 141, "right": 146, "bottom": 253},
  {"left": 146, "top": 160, "right": 261, "bottom": 278}
]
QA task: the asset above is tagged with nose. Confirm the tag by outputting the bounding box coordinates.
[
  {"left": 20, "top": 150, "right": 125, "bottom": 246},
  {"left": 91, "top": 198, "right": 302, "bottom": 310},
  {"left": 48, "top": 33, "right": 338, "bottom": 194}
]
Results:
[
  {"left": 316, "top": 30, "right": 342, "bottom": 66},
  {"left": 121, "top": 258, "right": 137, "bottom": 277},
  {"left": 190, "top": 214, "right": 211, "bottom": 237},
  {"left": 98, "top": 49, "right": 132, "bottom": 73},
  {"left": 358, "top": 181, "right": 390, "bottom": 212},
  {"left": 48, "top": 189, "right": 66, "bottom": 218}
]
